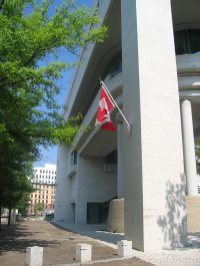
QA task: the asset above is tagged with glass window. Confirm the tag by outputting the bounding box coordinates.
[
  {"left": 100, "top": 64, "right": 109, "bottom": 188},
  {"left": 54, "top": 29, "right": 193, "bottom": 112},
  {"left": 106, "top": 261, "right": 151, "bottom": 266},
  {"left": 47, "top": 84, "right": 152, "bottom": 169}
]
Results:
[
  {"left": 190, "top": 30, "right": 200, "bottom": 54},
  {"left": 103, "top": 52, "right": 122, "bottom": 79},
  {"left": 174, "top": 30, "right": 189, "bottom": 55},
  {"left": 174, "top": 29, "right": 200, "bottom": 55},
  {"left": 70, "top": 151, "right": 77, "bottom": 165}
]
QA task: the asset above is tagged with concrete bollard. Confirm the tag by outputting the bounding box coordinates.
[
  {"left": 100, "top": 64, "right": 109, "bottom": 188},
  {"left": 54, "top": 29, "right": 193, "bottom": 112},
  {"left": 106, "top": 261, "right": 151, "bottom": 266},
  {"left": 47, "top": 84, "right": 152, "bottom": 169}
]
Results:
[
  {"left": 25, "top": 246, "right": 43, "bottom": 266},
  {"left": 117, "top": 240, "right": 132, "bottom": 257},
  {"left": 76, "top": 243, "right": 92, "bottom": 263}
]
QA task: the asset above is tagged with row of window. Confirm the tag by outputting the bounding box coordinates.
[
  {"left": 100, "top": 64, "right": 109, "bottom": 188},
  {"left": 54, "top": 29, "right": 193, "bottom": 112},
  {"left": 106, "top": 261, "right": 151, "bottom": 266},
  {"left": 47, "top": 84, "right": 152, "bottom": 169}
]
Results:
[
  {"left": 31, "top": 194, "right": 55, "bottom": 199},
  {"left": 30, "top": 200, "right": 55, "bottom": 204},
  {"left": 32, "top": 180, "right": 55, "bottom": 184},
  {"left": 33, "top": 184, "right": 55, "bottom": 189},
  {"left": 32, "top": 190, "right": 56, "bottom": 195},
  {"left": 34, "top": 169, "right": 56, "bottom": 174},
  {"left": 100, "top": 29, "right": 200, "bottom": 86},
  {"left": 34, "top": 175, "right": 56, "bottom": 179}
]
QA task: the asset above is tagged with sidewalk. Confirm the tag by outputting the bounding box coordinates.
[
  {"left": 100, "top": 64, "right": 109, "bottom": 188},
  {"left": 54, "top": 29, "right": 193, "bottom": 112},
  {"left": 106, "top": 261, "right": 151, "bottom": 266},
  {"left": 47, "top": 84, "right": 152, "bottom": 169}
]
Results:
[
  {"left": 56, "top": 221, "right": 200, "bottom": 266},
  {"left": 1, "top": 220, "right": 200, "bottom": 266},
  {"left": 0, "top": 220, "right": 152, "bottom": 266}
]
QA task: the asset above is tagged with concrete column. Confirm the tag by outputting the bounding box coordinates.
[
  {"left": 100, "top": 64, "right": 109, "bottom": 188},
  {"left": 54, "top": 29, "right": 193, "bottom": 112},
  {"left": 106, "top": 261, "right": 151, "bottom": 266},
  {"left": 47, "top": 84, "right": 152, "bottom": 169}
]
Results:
[
  {"left": 121, "top": 0, "right": 187, "bottom": 251},
  {"left": 54, "top": 145, "right": 75, "bottom": 223},
  {"left": 116, "top": 114, "right": 124, "bottom": 198},
  {"left": 180, "top": 99, "right": 198, "bottom": 196}
]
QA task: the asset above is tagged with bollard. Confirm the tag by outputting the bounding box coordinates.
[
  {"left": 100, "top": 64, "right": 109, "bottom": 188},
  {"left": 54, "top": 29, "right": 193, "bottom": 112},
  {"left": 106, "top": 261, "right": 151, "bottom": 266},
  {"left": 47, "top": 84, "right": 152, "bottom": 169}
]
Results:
[
  {"left": 76, "top": 243, "right": 92, "bottom": 263},
  {"left": 25, "top": 246, "right": 43, "bottom": 266},
  {"left": 117, "top": 240, "right": 132, "bottom": 257}
]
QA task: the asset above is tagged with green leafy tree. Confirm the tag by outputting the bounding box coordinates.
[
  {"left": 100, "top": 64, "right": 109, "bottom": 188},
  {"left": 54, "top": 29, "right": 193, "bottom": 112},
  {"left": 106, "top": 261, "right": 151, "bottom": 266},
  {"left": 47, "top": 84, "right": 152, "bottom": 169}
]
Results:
[
  {"left": 34, "top": 202, "right": 44, "bottom": 218},
  {"left": 196, "top": 143, "right": 200, "bottom": 174},
  {"left": 17, "top": 192, "right": 33, "bottom": 217},
  {"left": 0, "top": 170, "right": 34, "bottom": 226},
  {"left": 0, "top": 0, "right": 107, "bottom": 228}
]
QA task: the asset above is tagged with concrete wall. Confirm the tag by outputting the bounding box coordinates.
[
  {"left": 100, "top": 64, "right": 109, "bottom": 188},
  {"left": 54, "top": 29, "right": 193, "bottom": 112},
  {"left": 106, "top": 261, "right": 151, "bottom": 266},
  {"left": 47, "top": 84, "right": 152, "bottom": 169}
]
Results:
[
  {"left": 54, "top": 145, "right": 75, "bottom": 223},
  {"left": 186, "top": 196, "right": 200, "bottom": 232},
  {"left": 75, "top": 156, "right": 117, "bottom": 224}
]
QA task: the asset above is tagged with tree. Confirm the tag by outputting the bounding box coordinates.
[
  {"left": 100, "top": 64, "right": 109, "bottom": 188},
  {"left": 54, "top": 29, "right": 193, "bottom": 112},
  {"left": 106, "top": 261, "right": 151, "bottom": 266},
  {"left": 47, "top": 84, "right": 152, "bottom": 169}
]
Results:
[
  {"left": 0, "top": 169, "right": 35, "bottom": 226},
  {"left": 196, "top": 143, "right": 200, "bottom": 174},
  {"left": 34, "top": 203, "right": 44, "bottom": 218},
  {"left": 17, "top": 192, "right": 33, "bottom": 217},
  {"left": 0, "top": 0, "right": 107, "bottom": 228}
]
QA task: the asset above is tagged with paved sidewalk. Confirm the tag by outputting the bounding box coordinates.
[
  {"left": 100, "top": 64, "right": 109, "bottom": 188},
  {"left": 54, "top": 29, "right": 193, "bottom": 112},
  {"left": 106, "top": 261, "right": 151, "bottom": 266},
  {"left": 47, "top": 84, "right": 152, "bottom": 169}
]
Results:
[
  {"left": 0, "top": 220, "right": 152, "bottom": 266},
  {"left": 1, "top": 220, "right": 200, "bottom": 266},
  {"left": 57, "top": 221, "right": 200, "bottom": 266}
]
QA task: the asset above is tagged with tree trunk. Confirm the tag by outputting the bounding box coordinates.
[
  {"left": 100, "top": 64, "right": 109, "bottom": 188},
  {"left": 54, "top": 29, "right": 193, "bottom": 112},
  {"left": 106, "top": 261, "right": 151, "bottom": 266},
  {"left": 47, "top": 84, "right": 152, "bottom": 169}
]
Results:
[
  {"left": 13, "top": 208, "right": 16, "bottom": 223},
  {"left": 8, "top": 203, "right": 12, "bottom": 226}
]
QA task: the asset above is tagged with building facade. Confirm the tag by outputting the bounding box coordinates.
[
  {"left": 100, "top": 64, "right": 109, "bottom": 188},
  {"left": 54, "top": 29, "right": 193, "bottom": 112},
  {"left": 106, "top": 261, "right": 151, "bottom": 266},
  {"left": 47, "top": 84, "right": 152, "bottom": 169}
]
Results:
[
  {"left": 28, "top": 163, "right": 56, "bottom": 214},
  {"left": 55, "top": 0, "right": 200, "bottom": 252}
]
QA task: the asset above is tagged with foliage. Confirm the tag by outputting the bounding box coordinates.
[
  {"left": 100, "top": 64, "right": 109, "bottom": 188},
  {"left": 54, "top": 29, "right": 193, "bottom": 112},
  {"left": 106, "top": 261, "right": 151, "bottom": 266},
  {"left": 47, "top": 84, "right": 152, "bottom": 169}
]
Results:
[
  {"left": 16, "top": 192, "right": 32, "bottom": 216},
  {"left": 34, "top": 202, "right": 44, "bottom": 216},
  {"left": 0, "top": 0, "right": 107, "bottom": 218},
  {"left": 195, "top": 143, "right": 200, "bottom": 174}
]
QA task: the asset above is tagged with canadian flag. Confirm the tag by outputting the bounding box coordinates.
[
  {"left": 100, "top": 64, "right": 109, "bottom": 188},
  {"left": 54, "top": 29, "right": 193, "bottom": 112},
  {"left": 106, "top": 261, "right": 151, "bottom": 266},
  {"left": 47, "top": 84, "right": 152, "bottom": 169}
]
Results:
[{"left": 95, "top": 85, "right": 115, "bottom": 131}]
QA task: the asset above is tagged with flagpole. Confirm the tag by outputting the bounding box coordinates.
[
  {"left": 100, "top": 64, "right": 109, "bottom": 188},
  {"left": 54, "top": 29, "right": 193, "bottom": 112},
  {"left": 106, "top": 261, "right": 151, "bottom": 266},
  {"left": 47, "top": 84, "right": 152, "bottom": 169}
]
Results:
[{"left": 100, "top": 80, "right": 130, "bottom": 129}]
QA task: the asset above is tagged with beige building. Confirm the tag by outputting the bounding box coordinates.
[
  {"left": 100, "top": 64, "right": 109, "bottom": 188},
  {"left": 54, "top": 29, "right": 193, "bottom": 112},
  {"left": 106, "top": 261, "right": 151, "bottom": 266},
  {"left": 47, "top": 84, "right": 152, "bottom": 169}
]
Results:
[
  {"left": 28, "top": 164, "right": 56, "bottom": 214},
  {"left": 29, "top": 183, "right": 56, "bottom": 214}
]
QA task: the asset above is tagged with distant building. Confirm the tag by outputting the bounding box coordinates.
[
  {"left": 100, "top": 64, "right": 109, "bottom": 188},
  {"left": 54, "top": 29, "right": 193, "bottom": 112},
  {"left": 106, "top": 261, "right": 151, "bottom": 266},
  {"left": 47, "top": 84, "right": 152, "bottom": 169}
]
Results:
[
  {"left": 197, "top": 175, "right": 200, "bottom": 194},
  {"left": 28, "top": 164, "right": 56, "bottom": 214}
]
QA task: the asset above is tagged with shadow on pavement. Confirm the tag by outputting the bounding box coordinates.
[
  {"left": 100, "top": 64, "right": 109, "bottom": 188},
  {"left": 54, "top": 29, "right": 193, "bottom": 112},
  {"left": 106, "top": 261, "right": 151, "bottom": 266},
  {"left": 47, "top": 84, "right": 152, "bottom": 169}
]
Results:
[{"left": 0, "top": 223, "right": 59, "bottom": 255}]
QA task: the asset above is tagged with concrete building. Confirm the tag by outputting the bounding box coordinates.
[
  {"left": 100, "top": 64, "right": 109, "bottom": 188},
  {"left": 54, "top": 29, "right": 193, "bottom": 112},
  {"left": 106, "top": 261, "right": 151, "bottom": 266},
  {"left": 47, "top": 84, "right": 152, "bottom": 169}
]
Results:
[
  {"left": 28, "top": 164, "right": 56, "bottom": 214},
  {"left": 54, "top": 0, "right": 200, "bottom": 252}
]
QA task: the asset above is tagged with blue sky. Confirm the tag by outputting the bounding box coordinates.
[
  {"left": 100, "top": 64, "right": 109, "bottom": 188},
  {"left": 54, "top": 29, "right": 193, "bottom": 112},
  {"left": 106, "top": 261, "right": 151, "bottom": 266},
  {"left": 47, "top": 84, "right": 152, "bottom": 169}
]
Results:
[{"left": 34, "top": 0, "right": 92, "bottom": 167}]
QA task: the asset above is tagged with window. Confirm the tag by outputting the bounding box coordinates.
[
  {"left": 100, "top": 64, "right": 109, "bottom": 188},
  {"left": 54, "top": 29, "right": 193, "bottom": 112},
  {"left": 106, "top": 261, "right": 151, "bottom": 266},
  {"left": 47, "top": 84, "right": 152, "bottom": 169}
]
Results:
[
  {"left": 174, "top": 29, "right": 200, "bottom": 55},
  {"left": 70, "top": 151, "right": 77, "bottom": 165},
  {"left": 103, "top": 52, "right": 122, "bottom": 79},
  {"left": 105, "top": 150, "right": 117, "bottom": 164}
]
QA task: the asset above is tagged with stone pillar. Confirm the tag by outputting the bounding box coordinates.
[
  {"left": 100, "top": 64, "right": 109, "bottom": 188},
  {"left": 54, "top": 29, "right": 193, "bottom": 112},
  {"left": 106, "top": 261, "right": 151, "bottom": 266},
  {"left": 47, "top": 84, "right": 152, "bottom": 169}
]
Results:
[
  {"left": 180, "top": 99, "right": 198, "bottom": 196},
  {"left": 25, "top": 246, "right": 43, "bottom": 266},
  {"left": 121, "top": 0, "right": 187, "bottom": 251},
  {"left": 54, "top": 145, "right": 75, "bottom": 223},
  {"left": 76, "top": 244, "right": 92, "bottom": 263},
  {"left": 116, "top": 114, "right": 124, "bottom": 198}
]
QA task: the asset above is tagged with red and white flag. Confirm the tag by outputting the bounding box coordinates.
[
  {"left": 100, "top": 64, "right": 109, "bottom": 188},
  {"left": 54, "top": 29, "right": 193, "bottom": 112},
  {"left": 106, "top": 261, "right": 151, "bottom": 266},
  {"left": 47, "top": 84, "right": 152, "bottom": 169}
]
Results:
[{"left": 95, "top": 85, "right": 115, "bottom": 132}]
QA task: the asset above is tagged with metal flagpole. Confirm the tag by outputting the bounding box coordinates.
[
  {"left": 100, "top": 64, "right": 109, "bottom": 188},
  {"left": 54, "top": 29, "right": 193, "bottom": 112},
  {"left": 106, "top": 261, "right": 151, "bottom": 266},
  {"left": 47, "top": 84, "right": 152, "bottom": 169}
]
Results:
[{"left": 100, "top": 80, "right": 130, "bottom": 129}]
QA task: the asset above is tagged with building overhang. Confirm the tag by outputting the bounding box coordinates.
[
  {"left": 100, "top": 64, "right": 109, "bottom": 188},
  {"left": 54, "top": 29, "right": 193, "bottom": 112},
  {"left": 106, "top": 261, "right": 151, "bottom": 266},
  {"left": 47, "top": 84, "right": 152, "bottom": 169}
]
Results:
[{"left": 171, "top": 0, "right": 200, "bottom": 31}]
